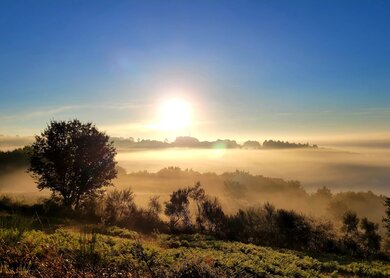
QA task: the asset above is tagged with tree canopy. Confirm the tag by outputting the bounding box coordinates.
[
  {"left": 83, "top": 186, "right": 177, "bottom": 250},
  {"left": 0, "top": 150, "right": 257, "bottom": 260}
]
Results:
[{"left": 29, "top": 120, "right": 117, "bottom": 209}]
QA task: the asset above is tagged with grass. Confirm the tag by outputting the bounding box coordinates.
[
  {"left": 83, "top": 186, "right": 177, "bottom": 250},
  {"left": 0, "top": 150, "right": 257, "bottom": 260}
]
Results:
[{"left": 0, "top": 221, "right": 389, "bottom": 277}]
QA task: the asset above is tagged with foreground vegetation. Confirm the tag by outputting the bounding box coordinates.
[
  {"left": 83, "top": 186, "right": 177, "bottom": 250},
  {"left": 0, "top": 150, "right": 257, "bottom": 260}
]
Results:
[
  {"left": 0, "top": 219, "right": 389, "bottom": 277},
  {"left": 1, "top": 183, "right": 389, "bottom": 277}
]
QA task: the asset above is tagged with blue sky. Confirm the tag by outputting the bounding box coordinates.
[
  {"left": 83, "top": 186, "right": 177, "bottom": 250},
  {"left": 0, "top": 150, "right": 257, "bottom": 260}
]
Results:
[{"left": 1, "top": 0, "right": 390, "bottom": 141}]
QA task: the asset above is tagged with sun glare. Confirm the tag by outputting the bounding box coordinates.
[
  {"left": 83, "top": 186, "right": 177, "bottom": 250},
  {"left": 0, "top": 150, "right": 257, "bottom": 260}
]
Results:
[{"left": 158, "top": 98, "right": 192, "bottom": 130}]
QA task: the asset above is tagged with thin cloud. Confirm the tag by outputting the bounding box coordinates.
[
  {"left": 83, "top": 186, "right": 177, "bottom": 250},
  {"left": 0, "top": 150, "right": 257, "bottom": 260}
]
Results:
[
  {"left": 0, "top": 102, "right": 150, "bottom": 121},
  {"left": 0, "top": 105, "right": 81, "bottom": 121}
]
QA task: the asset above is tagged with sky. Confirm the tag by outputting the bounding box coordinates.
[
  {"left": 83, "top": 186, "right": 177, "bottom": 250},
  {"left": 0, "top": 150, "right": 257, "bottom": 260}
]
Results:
[{"left": 1, "top": 0, "right": 390, "bottom": 142}]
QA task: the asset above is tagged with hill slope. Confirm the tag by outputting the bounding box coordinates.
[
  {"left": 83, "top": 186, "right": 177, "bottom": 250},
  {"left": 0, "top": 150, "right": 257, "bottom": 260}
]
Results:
[{"left": 1, "top": 226, "right": 389, "bottom": 277}]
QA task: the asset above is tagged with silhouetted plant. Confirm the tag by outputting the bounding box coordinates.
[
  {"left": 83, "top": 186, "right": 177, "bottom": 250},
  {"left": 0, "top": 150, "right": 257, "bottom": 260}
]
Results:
[
  {"left": 165, "top": 188, "right": 192, "bottom": 232},
  {"left": 188, "top": 182, "right": 207, "bottom": 232},
  {"left": 78, "top": 190, "right": 105, "bottom": 221},
  {"left": 340, "top": 211, "right": 361, "bottom": 256},
  {"left": 148, "top": 196, "right": 162, "bottom": 216},
  {"left": 274, "top": 209, "right": 312, "bottom": 250},
  {"left": 242, "top": 140, "right": 261, "bottom": 149},
  {"left": 103, "top": 188, "right": 136, "bottom": 225},
  {"left": 360, "top": 217, "right": 381, "bottom": 256},
  {"left": 383, "top": 197, "right": 390, "bottom": 236},
  {"left": 342, "top": 211, "right": 360, "bottom": 237},
  {"left": 199, "top": 197, "right": 226, "bottom": 236},
  {"left": 263, "top": 139, "right": 315, "bottom": 149},
  {"left": 29, "top": 120, "right": 117, "bottom": 210}
]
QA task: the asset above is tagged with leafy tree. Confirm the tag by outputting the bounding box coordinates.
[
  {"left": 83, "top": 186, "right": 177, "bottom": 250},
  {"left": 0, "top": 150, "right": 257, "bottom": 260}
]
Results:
[
  {"left": 199, "top": 197, "right": 225, "bottom": 235},
  {"left": 341, "top": 211, "right": 359, "bottom": 237},
  {"left": 188, "top": 182, "right": 206, "bottom": 231},
  {"left": 341, "top": 211, "right": 362, "bottom": 256},
  {"left": 383, "top": 197, "right": 390, "bottom": 236},
  {"left": 148, "top": 195, "right": 162, "bottom": 216},
  {"left": 263, "top": 140, "right": 313, "bottom": 149},
  {"left": 274, "top": 209, "right": 312, "bottom": 250},
  {"left": 242, "top": 140, "right": 261, "bottom": 149},
  {"left": 29, "top": 120, "right": 117, "bottom": 209},
  {"left": 165, "top": 188, "right": 192, "bottom": 231},
  {"left": 103, "top": 188, "right": 135, "bottom": 225},
  {"left": 313, "top": 186, "right": 332, "bottom": 199},
  {"left": 359, "top": 217, "right": 381, "bottom": 256},
  {"left": 263, "top": 202, "right": 277, "bottom": 244}
]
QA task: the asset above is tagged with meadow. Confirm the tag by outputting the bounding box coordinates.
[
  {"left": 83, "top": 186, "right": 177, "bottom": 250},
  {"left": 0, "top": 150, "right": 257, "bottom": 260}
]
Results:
[{"left": 1, "top": 219, "right": 389, "bottom": 277}]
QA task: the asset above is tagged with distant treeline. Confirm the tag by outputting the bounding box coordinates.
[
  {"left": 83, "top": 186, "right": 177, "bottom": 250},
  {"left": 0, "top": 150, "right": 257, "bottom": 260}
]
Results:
[
  {"left": 0, "top": 136, "right": 318, "bottom": 152},
  {"left": 113, "top": 136, "right": 318, "bottom": 150},
  {"left": 0, "top": 146, "right": 30, "bottom": 174},
  {"left": 0, "top": 135, "right": 33, "bottom": 150}
]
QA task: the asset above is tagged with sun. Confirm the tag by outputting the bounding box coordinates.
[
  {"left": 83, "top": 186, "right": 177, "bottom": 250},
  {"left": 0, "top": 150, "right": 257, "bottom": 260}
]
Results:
[{"left": 158, "top": 98, "right": 192, "bottom": 130}]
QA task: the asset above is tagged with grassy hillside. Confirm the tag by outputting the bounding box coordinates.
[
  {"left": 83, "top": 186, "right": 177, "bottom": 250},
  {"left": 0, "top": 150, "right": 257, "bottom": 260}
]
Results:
[{"left": 0, "top": 223, "right": 389, "bottom": 277}]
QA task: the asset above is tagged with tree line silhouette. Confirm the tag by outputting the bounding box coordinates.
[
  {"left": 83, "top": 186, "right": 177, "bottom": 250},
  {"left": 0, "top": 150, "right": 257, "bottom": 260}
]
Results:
[{"left": 113, "top": 136, "right": 318, "bottom": 150}]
